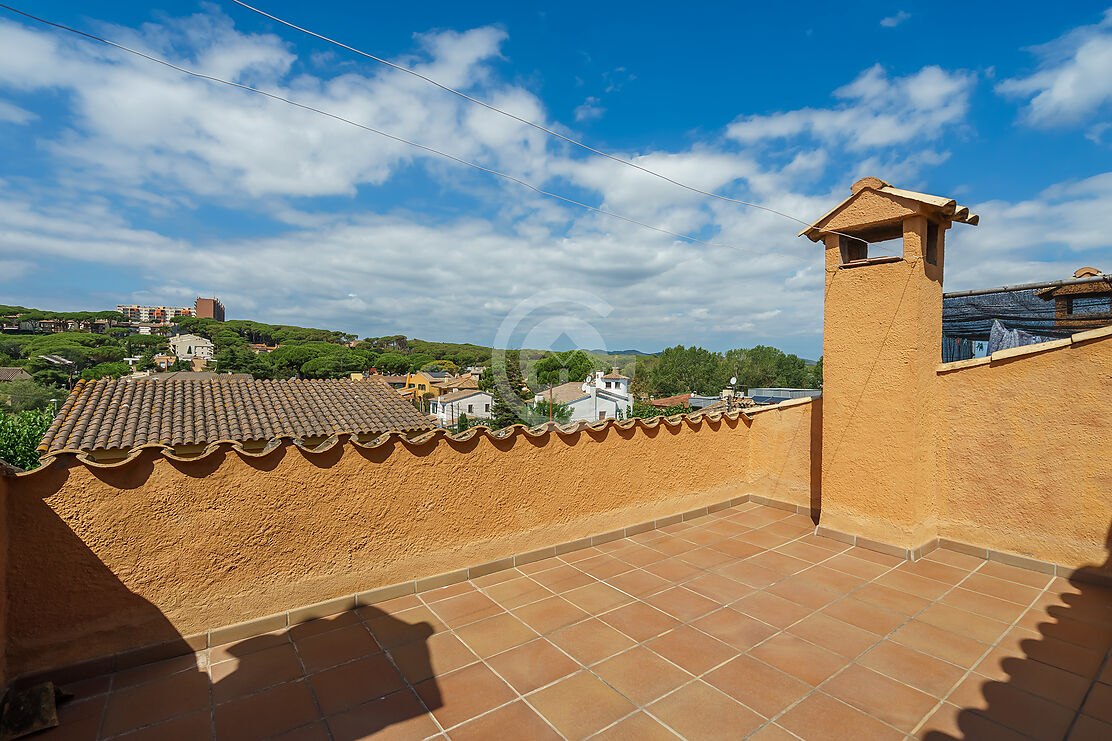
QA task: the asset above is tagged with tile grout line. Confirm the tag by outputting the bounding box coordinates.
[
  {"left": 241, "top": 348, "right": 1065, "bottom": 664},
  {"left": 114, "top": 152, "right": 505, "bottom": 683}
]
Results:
[
  {"left": 286, "top": 622, "right": 338, "bottom": 741},
  {"left": 1064, "top": 639, "right": 1112, "bottom": 739}
]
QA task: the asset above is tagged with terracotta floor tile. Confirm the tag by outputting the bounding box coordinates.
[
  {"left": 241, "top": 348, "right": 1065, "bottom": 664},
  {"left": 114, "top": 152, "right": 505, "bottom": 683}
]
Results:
[
  {"left": 646, "top": 625, "right": 738, "bottom": 675},
  {"left": 1070, "top": 714, "right": 1112, "bottom": 741},
  {"left": 484, "top": 638, "right": 579, "bottom": 694},
  {"left": 682, "top": 528, "right": 729, "bottom": 547},
  {"left": 853, "top": 582, "right": 932, "bottom": 616},
  {"left": 890, "top": 619, "right": 990, "bottom": 667},
  {"left": 605, "top": 568, "right": 673, "bottom": 598},
  {"left": 1082, "top": 680, "right": 1112, "bottom": 723},
  {"left": 821, "top": 552, "right": 892, "bottom": 580},
  {"left": 765, "top": 575, "right": 841, "bottom": 611},
  {"left": 942, "top": 587, "right": 1027, "bottom": 623},
  {"left": 1027, "top": 612, "right": 1112, "bottom": 652},
  {"left": 511, "top": 595, "right": 591, "bottom": 635},
  {"left": 643, "top": 586, "right": 720, "bottom": 622},
  {"left": 857, "top": 641, "right": 966, "bottom": 697},
  {"left": 926, "top": 548, "right": 988, "bottom": 570},
  {"left": 717, "top": 560, "right": 782, "bottom": 589},
  {"left": 296, "top": 624, "right": 381, "bottom": 674},
  {"left": 364, "top": 605, "right": 445, "bottom": 650},
  {"left": 214, "top": 679, "right": 321, "bottom": 741},
  {"left": 978, "top": 560, "right": 1054, "bottom": 589},
  {"left": 576, "top": 554, "right": 634, "bottom": 580},
  {"left": 613, "top": 543, "right": 668, "bottom": 568},
  {"left": 209, "top": 630, "right": 293, "bottom": 665},
  {"left": 776, "top": 540, "right": 836, "bottom": 563},
  {"left": 38, "top": 694, "right": 107, "bottom": 741},
  {"left": 677, "top": 547, "right": 736, "bottom": 570},
  {"left": 270, "top": 721, "right": 330, "bottom": 741},
  {"left": 111, "top": 709, "right": 212, "bottom": 741},
  {"left": 309, "top": 653, "right": 406, "bottom": 716},
  {"left": 875, "top": 570, "right": 953, "bottom": 601},
  {"left": 705, "top": 655, "right": 809, "bottom": 718},
  {"left": 648, "top": 680, "right": 764, "bottom": 740},
  {"left": 733, "top": 590, "right": 812, "bottom": 628},
  {"left": 747, "top": 723, "right": 805, "bottom": 741},
  {"left": 691, "top": 607, "right": 778, "bottom": 651},
  {"left": 778, "top": 691, "right": 904, "bottom": 741},
  {"left": 368, "top": 594, "right": 423, "bottom": 614},
  {"left": 426, "top": 591, "right": 504, "bottom": 628},
  {"left": 528, "top": 670, "right": 636, "bottom": 739},
  {"left": 796, "top": 533, "right": 850, "bottom": 553},
  {"left": 738, "top": 529, "right": 794, "bottom": 550},
  {"left": 414, "top": 661, "right": 516, "bottom": 731},
  {"left": 595, "top": 601, "right": 679, "bottom": 643},
  {"left": 747, "top": 551, "right": 811, "bottom": 576},
  {"left": 288, "top": 610, "right": 363, "bottom": 642},
  {"left": 453, "top": 612, "right": 538, "bottom": 658},
  {"left": 683, "top": 572, "right": 754, "bottom": 605},
  {"left": 947, "top": 674, "right": 1076, "bottom": 741},
  {"left": 707, "top": 537, "right": 764, "bottom": 561},
  {"left": 561, "top": 546, "right": 604, "bottom": 563},
  {"left": 593, "top": 645, "right": 691, "bottom": 705},
  {"left": 845, "top": 547, "right": 904, "bottom": 567},
  {"left": 749, "top": 632, "right": 849, "bottom": 686},
  {"left": 517, "top": 556, "right": 564, "bottom": 575},
  {"left": 820, "top": 596, "right": 908, "bottom": 636},
  {"left": 974, "top": 648, "right": 1090, "bottom": 709},
  {"left": 481, "top": 576, "right": 551, "bottom": 610},
  {"left": 1008, "top": 629, "right": 1106, "bottom": 677},
  {"left": 796, "top": 564, "right": 866, "bottom": 594},
  {"left": 101, "top": 669, "right": 210, "bottom": 737},
  {"left": 897, "top": 557, "right": 970, "bottom": 585},
  {"left": 590, "top": 710, "right": 680, "bottom": 740},
  {"left": 112, "top": 653, "right": 205, "bottom": 691},
  {"left": 787, "top": 612, "right": 878, "bottom": 658},
  {"left": 822, "top": 664, "right": 937, "bottom": 732},
  {"left": 548, "top": 619, "right": 636, "bottom": 666},
  {"left": 962, "top": 573, "right": 1042, "bottom": 606},
  {"left": 447, "top": 700, "right": 561, "bottom": 741},
  {"left": 651, "top": 537, "right": 700, "bottom": 557},
  {"left": 643, "top": 557, "right": 705, "bottom": 584},
  {"left": 389, "top": 631, "right": 477, "bottom": 684},
  {"left": 470, "top": 567, "right": 523, "bottom": 588},
  {"left": 529, "top": 563, "right": 597, "bottom": 593},
  {"left": 562, "top": 582, "right": 633, "bottom": 614},
  {"left": 918, "top": 602, "right": 1010, "bottom": 644},
  {"left": 326, "top": 689, "right": 440, "bottom": 741},
  {"left": 421, "top": 581, "right": 476, "bottom": 604},
  {"left": 915, "top": 702, "right": 1028, "bottom": 741},
  {"left": 211, "top": 642, "right": 304, "bottom": 704}
]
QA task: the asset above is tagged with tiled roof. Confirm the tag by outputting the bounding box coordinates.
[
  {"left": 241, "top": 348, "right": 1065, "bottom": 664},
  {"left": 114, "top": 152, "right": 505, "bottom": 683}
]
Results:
[
  {"left": 601, "top": 371, "right": 629, "bottom": 380},
  {"left": 538, "top": 381, "right": 589, "bottom": 405},
  {"left": 38, "top": 377, "right": 435, "bottom": 456},
  {"left": 0, "top": 367, "right": 32, "bottom": 382},
  {"left": 138, "top": 372, "right": 254, "bottom": 381},
  {"left": 437, "top": 388, "right": 489, "bottom": 403},
  {"left": 649, "top": 393, "right": 692, "bottom": 408}
]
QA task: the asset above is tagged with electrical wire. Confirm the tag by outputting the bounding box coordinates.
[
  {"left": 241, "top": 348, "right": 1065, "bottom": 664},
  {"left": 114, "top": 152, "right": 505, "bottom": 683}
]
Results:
[
  {"left": 230, "top": 0, "right": 864, "bottom": 245},
  {"left": 0, "top": 2, "right": 810, "bottom": 261}
]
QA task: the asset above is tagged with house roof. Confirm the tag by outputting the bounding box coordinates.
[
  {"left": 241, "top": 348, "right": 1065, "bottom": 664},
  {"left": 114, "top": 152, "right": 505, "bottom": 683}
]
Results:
[
  {"left": 138, "top": 372, "right": 254, "bottom": 381},
  {"left": 649, "top": 393, "right": 692, "bottom": 408},
  {"left": 168, "top": 333, "right": 213, "bottom": 345},
  {"left": 438, "top": 388, "right": 490, "bottom": 404},
  {"left": 601, "top": 371, "right": 629, "bottom": 380},
  {"left": 38, "top": 377, "right": 434, "bottom": 456},
  {"left": 799, "top": 177, "right": 979, "bottom": 242},
  {"left": 0, "top": 367, "right": 32, "bottom": 382},
  {"left": 539, "top": 381, "right": 589, "bottom": 405}
]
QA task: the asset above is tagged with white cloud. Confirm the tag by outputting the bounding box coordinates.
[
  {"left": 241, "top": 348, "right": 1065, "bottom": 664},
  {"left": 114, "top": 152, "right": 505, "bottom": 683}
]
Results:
[
  {"left": 727, "top": 64, "right": 975, "bottom": 151},
  {"left": 574, "top": 96, "right": 604, "bottom": 122},
  {"left": 880, "top": 11, "right": 911, "bottom": 28},
  {"left": 0, "top": 99, "right": 35, "bottom": 124},
  {"left": 997, "top": 9, "right": 1112, "bottom": 127}
]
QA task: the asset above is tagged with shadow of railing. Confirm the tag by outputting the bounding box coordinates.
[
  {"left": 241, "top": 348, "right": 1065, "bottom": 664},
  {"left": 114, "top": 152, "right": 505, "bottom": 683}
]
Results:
[{"left": 921, "top": 524, "right": 1112, "bottom": 740}]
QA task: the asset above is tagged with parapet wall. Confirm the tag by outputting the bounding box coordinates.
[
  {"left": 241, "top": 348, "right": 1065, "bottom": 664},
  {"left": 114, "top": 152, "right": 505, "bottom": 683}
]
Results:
[{"left": 2, "top": 401, "right": 816, "bottom": 678}]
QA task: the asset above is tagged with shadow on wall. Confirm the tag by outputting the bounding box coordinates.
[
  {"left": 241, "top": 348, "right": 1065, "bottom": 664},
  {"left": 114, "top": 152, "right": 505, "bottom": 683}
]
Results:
[
  {"left": 11, "top": 481, "right": 442, "bottom": 740},
  {"left": 921, "top": 521, "right": 1112, "bottom": 740}
]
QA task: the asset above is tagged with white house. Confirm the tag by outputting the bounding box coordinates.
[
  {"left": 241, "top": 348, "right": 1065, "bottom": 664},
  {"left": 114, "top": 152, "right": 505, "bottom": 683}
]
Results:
[
  {"left": 430, "top": 389, "right": 494, "bottom": 427},
  {"left": 168, "top": 333, "right": 215, "bottom": 361},
  {"left": 534, "top": 369, "right": 632, "bottom": 422}
]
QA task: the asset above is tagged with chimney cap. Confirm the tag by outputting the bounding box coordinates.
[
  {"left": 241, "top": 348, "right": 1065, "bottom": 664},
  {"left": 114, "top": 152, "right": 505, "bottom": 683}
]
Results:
[
  {"left": 1074, "top": 267, "right": 1102, "bottom": 278},
  {"left": 850, "top": 176, "right": 890, "bottom": 195}
]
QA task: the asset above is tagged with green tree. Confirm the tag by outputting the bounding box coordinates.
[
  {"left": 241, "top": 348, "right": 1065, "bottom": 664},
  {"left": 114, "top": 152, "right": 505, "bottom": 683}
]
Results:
[
  {"left": 213, "top": 345, "right": 275, "bottom": 379},
  {"left": 455, "top": 412, "right": 471, "bottom": 433},
  {"left": 0, "top": 409, "right": 53, "bottom": 470},
  {"left": 406, "top": 353, "right": 435, "bottom": 373},
  {"left": 0, "top": 380, "right": 66, "bottom": 413},
  {"left": 135, "top": 349, "right": 156, "bottom": 372},
  {"left": 527, "top": 398, "right": 573, "bottom": 424},
  {"left": 421, "top": 360, "right": 459, "bottom": 375},
  {"left": 80, "top": 362, "right": 131, "bottom": 380},
  {"left": 533, "top": 350, "right": 596, "bottom": 387},
  {"left": 373, "top": 353, "right": 410, "bottom": 375},
  {"left": 651, "top": 345, "right": 726, "bottom": 396},
  {"left": 808, "top": 358, "right": 823, "bottom": 389}
]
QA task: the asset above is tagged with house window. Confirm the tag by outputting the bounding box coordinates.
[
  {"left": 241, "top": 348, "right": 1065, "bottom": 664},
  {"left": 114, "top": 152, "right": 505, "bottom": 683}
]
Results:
[
  {"left": 605, "top": 381, "right": 612, "bottom": 389},
  {"left": 925, "top": 221, "right": 939, "bottom": 265},
  {"left": 839, "top": 235, "right": 868, "bottom": 263},
  {"left": 467, "top": 404, "right": 473, "bottom": 413},
  {"left": 599, "top": 412, "right": 606, "bottom": 420},
  {"left": 485, "top": 403, "right": 490, "bottom": 412}
]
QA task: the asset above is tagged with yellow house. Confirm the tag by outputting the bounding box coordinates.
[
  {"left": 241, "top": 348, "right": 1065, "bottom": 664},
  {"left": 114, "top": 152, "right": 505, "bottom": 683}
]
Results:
[{"left": 402, "top": 370, "right": 451, "bottom": 403}]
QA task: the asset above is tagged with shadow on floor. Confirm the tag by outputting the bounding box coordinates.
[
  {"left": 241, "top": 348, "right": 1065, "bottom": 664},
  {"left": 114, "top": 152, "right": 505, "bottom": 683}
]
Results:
[{"left": 921, "top": 524, "right": 1112, "bottom": 740}]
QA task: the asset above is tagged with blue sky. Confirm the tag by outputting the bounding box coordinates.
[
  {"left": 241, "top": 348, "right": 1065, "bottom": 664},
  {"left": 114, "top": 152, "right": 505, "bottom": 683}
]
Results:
[{"left": 1, "top": 1, "right": 1111, "bottom": 357}]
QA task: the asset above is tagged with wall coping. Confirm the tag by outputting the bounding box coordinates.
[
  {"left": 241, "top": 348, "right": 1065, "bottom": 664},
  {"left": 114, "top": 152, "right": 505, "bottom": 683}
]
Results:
[{"left": 936, "top": 323, "right": 1112, "bottom": 374}]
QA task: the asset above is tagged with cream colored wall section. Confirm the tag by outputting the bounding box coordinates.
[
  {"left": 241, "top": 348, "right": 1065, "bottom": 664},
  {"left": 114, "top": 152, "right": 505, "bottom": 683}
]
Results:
[
  {"left": 3, "top": 406, "right": 814, "bottom": 678},
  {"left": 937, "top": 332, "right": 1112, "bottom": 570}
]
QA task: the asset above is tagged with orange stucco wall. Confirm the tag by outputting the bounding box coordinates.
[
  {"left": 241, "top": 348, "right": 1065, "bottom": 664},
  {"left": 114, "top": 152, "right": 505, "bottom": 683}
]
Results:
[
  {"left": 3, "top": 403, "right": 815, "bottom": 678},
  {"left": 937, "top": 335, "right": 1112, "bottom": 569}
]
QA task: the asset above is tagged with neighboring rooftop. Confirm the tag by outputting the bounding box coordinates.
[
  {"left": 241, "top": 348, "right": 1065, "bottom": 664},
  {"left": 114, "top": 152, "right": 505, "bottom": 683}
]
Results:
[
  {"left": 37, "top": 377, "right": 435, "bottom": 459},
  {"left": 649, "top": 393, "right": 692, "bottom": 408},
  {"left": 135, "top": 371, "right": 254, "bottom": 382},
  {"left": 0, "top": 367, "right": 32, "bottom": 382},
  {"left": 540, "top": 381, "right": 590, "bottom": 405}
]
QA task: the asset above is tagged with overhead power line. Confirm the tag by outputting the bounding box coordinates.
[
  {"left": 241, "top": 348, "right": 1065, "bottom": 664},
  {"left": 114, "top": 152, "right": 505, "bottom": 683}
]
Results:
[
  {"left": 230, "top": 0, "right": 863, "bottom": 245},
  {"left": 0, "top": 3, "right": 811, "bottom": 260}
]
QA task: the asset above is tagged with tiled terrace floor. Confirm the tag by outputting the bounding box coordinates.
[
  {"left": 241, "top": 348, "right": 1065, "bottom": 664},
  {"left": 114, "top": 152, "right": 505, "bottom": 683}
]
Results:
[{"left": 40, "top": 502, "right": 1112, "bottom": 741}]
